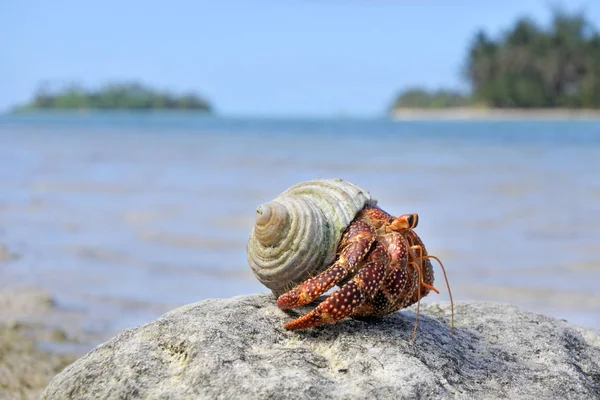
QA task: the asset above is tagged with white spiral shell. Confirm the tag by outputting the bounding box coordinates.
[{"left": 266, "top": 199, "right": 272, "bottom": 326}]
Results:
[{"left": 247, "top": 178, "right": 377, "bottom": 296}]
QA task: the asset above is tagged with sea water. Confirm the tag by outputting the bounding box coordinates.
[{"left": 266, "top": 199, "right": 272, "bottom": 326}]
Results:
[{"left": 1, "top": 112, "right": 599, "bottom": 348}]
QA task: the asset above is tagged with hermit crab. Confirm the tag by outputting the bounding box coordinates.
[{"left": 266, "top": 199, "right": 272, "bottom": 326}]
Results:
[{"left": 247, "top": 178, "right": 453, "bottom": 337}]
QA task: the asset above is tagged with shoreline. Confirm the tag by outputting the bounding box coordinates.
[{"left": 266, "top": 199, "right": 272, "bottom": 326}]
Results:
[
  {"left": 390, "top": 107, "right": 600, "bottom": 121},
  {"left": 2, "top": 108, "right": 600, "bottom": 121},
  {"left": 0, "top": 286, "right": 79, "bottom": 399}
]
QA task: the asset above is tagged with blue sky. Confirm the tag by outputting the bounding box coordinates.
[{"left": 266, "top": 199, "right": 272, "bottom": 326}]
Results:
[{"left": 2, "top": 1, "right": 599, "bottom": 116}]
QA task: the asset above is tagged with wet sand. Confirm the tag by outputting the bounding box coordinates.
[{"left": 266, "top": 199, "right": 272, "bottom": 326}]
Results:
[
  {"left": 0, "top": 287, "right": 77, "bottom": 400},
  {"left": 391, "top": 107, "right": 600, "bottom": 121}
]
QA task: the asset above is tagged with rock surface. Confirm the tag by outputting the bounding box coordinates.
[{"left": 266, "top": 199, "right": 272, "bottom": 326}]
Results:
[{"left": 41, "top": 294, "right": 600, "bottom": 399}]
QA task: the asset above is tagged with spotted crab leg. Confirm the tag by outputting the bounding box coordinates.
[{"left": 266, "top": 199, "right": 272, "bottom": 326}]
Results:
[
  {"left": 283, "top": 242, "right": 388, "bottom": 330},
  {"left": 352, "top": 261, "right": 412, "bottom": 317},
  {"left": 277, "top": 219, "right": 376, "bottom": 309}
]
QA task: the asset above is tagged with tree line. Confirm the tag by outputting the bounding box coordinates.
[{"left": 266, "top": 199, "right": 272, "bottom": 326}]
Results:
[
  {"left": 392, "top": 10, "right": 600, "bottom": 110},
  {"left": 16, "top": 82, "right": 212, "bottom": 112}
]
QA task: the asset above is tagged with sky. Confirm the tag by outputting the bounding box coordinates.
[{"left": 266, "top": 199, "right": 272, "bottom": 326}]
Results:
[{"left": 2, "top": 0, "right": 599, "bottom": 117}]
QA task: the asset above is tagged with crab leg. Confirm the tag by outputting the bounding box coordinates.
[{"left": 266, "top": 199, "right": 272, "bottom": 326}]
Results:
[
  {"left": 284, "top": 242, "right": 388, "bottom": 330},
  {"left": 351, "top": 231, "right": 411, "bottom": 317},
  {"left": 277, "top": 219, "right": 376, "bottom": 309},
  {"left": 352, "top": 264, "right": 411, "bottom": 317}
]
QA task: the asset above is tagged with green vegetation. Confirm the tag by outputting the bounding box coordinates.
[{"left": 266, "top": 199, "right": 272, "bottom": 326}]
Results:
[
  {"left": 392, "top": 10, "right": 600, "bottom": 110},
  {"left": 15, "top": 82, "right": 212, "bottom": 112},
  {"left": 390, "top": 88, "right": 470, "bottom": 110}
]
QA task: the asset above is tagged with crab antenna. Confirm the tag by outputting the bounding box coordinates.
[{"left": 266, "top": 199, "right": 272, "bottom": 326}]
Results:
[
  {"left": 421, "top": 254, "right": 454, "bottom": 335},
  {"left": 414, "top": 244, "right": 439, "bottom": 294},
  {"left": 408, "top": 259, "right": 423, "bottom": 342}
]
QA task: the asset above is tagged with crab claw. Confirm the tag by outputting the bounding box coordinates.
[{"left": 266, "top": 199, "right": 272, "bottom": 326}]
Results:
[
  {"left": 277, "top": 265, "right": 347, "bottom": 309},
  {"left": 284, "top": 244, "right": 388, "bottom": 330},
  {"left": 277, "top": 219, "right": 376, "bottom": 310},
  {"left": 284, "top": 280, "right": 365, "bottom": 330}
]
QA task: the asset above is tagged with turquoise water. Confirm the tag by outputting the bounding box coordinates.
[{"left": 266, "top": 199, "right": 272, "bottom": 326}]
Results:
[{"left": 1, "top": 112, "right": 599, "bottom": 346}]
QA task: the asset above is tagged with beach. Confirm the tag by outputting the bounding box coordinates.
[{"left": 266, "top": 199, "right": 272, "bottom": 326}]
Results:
[
  {"left": 391, "top": 107, "right": 600, "bottom": 121},
  {"left": 0, "top": 287, "right": 77, "bottom": 399}
]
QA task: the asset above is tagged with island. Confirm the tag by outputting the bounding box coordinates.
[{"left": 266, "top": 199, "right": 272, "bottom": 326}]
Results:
[
  {"left": 14, "top": 82, "right": 212, "bottom": 113},
  {"left": 390, "top": 10, "right": 600, "bottom": 118}
]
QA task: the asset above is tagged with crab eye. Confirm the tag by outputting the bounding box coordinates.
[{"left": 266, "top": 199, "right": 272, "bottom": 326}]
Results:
[{"left": 408, "top": 214, "right": 419, "bottom": 229}]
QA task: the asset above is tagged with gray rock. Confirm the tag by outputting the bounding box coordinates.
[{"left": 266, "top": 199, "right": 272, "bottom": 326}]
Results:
[{"left": 41, "top": 294, "right": 600, "bottom": 400}]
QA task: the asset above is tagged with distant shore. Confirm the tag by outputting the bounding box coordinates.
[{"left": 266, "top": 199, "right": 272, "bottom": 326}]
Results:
[{"left": 391, "top": 107, "right": 600, "bottom": 121}]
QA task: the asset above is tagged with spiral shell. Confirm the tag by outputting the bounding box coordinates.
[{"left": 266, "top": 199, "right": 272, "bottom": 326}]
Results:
[{"left": 247, "top": 178, "right": 377, "bottom": 296}]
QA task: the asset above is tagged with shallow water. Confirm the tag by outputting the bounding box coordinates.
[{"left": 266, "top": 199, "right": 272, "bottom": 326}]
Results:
[{"left": 1, "top": 112, "right": 599, "bottom": 348}]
